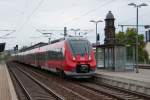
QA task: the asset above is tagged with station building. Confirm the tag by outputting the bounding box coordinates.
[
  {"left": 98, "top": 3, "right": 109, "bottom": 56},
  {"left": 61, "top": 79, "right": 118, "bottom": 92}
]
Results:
[{"left": 94, "top": 11, "right": 134, "bottom": 72}]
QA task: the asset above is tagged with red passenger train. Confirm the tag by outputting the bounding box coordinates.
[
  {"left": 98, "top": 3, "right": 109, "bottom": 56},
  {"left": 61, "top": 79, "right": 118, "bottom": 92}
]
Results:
[{"left": 12, "top": 37, "right": 96, "bottom": 78}]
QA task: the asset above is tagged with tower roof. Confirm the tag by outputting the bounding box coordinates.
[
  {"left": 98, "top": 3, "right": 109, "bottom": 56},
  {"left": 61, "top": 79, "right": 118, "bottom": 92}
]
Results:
[{"left": 106, "top": 11, "right": 114, "bottom": 19}]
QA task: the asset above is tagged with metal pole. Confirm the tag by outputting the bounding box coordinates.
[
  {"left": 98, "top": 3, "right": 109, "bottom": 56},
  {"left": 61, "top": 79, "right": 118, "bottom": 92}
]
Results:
[
  {"left": 121, "top": 25, "right": 124, "bottom": 33},
  {"left": 48, "top": 37, "right": 51, "bottom": 44},
  {"left": 75, "top": 31, "right": 76, "bottom": 36},
  {"left": 96, "top": 23, "right": 98, "bottom": 67},
  {"left": 136, "top": 6, "right": 139, "bottom": 73},
  {"left": 64, "top": 27, "right": 67, "bottom": 38},
  {"left": 128, "top": 2, "right": 148, "bottom": 72}
]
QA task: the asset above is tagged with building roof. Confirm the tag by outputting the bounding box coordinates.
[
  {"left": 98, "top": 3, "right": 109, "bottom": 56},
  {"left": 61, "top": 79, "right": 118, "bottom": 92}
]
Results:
[{"left": 19, "top": 42, "right": 48, "bottom": 52}]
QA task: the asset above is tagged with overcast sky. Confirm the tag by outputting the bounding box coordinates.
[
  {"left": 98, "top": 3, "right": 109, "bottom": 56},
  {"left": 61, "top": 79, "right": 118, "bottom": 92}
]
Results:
[{"left": 0, "top": 0, "right": 150, "bottom": 50}]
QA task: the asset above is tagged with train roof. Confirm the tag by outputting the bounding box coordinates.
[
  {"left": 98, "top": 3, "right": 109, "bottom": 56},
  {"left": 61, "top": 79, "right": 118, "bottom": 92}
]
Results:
[
  {"left": 16, "top": 36, "right": 88, "bottom": 54},
  {"left": 50, "top": 36, "right": 87, "bottom": 43},
  {"left": 65, "top": 36, "right": 87, "bottom": 41},
  {"left": 19, "top": 42, "right": 48, "bottom": 52}
]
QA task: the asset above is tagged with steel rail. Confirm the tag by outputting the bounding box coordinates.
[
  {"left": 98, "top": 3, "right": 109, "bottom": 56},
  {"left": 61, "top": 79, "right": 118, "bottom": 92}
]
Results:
[
  {"left": 15, "top": 64, "right": 90, "bottom": 100},
  {"left": 16, "top": 66, "right": 64, "bottom": 100},
  {"left": 9, "top": 67, "right": 33, "bottom": 100}
]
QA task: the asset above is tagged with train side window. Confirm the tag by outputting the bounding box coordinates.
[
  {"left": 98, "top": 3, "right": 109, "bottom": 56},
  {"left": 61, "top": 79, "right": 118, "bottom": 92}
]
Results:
[
  {"left": 59, "top": 48, "right": 63, "bottom": 59},
  {"left": 47, "top": 51, "right": 50, "bottom": 59},
  {"left": 48, "top": 50, "right": 53, "bottom": 60},
  {"left": 46, "top": 49, "right": 64, "bottom": 60},
  {"left": 51, "top": 51, "right": 54, "bottom": 60},
  {"left": 59, "top": 51, "right": 63, "bottom": 60}
]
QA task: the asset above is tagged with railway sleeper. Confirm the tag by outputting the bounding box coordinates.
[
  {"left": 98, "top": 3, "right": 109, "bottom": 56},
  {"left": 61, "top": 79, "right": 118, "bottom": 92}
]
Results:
[{"left": 56, "top": 68, "right": 66, "bottom": 78}]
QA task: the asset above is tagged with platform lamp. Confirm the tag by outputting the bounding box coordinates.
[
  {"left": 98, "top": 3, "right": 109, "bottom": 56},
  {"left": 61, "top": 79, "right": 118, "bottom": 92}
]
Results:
[
  {"left": 128, "top": 2, "right": 148, "bottom": 73},
  {"left": 90, "top": 20, "right": 103, "bottom": 67}
]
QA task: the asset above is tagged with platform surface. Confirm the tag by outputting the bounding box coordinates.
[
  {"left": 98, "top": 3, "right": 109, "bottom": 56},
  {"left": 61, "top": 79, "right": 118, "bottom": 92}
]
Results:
[
  {"left": 95, "top": 69, "right": 150, "bottom": 95},
  {"left": 0, "top": 62, "right": 18, "bottom": 100},
  {"left": 96, "top": 69, "right": 150, "bottom": 83}
]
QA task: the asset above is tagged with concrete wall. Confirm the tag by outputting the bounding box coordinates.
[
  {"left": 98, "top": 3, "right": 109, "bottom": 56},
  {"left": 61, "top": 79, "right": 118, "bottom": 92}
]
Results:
[{"left": 145, "top": 42, "right": 150, "bottom": 59}]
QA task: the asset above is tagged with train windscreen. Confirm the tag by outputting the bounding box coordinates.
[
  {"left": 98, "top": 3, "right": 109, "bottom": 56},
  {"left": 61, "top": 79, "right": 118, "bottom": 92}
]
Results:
[{"left": 68, "top": 40, "right": 91, "bottom": 56}]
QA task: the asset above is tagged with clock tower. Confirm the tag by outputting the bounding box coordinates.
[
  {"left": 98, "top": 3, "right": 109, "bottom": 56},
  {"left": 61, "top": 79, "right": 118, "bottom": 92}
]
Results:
[
  {"left": 99, "top": 11, "right": 131, "bottom": 72},
  {"left": 104, "top": 11, "right": 115, "bottom": 44}
]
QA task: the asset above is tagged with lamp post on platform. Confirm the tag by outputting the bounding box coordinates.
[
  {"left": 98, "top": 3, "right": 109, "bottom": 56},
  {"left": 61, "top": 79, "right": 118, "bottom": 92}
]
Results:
[
  {"left": 128, "top": 2, "right": 148, "bottom": 73},
  {"left": 90, "top": 20, "right": 103, "bottom": 67}
]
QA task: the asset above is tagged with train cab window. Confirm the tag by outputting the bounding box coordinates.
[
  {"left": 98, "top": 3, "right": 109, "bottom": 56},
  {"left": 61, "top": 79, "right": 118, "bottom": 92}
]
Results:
[{"left": 68, "top": 40, "right": 91, "bottom": 56}]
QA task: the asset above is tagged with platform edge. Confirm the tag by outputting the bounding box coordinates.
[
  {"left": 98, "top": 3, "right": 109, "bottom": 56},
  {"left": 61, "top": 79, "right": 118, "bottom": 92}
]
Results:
[{"left": 5, "top": 64, "right": 18, "bottom": 100}]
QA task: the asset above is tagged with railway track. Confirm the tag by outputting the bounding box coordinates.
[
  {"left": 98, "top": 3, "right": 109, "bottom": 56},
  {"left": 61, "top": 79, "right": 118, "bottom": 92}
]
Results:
[
  {"left": 138, "top": 64, "right": 150, "bottom": 69},
  {"left": 8, "top": 65, "right": 29, "bottom": 100},
  {"left": 8, "top": 62, "right": 150, "bottom": 100},
  {"left": 76, "top": 81, "right": 150, "bottom": 100},
  {"left": 7, "top": 62, "right": 64, "bottom": 100},
  {"left": 9, "top": 62, "right": 115, "bottom": 100}
]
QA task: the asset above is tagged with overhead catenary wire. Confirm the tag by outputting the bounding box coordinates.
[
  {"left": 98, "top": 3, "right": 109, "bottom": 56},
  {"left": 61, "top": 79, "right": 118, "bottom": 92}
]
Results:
[
  {"left": 7, "top": 0, "right": 149, "bottom": 49},
  {"left": 63, "top": 0, "right": 118, "bottom": 25},
  {"left": 61, "top": 0, "right": 120, "bottom": 43},
  {"left": 119, "top": 9, "right": 150, "bottom": 24},
  {"left": 17, "top": 0, "right": 45, "bottom": 33}
]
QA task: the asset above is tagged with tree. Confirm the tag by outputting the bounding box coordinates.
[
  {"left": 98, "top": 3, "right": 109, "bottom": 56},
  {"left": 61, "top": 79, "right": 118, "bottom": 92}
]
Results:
[{"left": 116, "top": 28, "right": 149, "bottom": 63}]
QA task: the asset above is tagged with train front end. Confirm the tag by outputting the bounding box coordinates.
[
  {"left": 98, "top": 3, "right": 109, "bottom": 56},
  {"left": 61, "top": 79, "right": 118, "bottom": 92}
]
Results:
[{"left": 64, "top": 37, "right": 96, "bottom": 78}]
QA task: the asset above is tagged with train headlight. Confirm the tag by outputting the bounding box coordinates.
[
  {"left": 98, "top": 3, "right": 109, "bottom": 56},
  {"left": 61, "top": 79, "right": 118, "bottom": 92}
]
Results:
[
  {"left": 89, "top": 56, "right": 91, "bottom": 60},
  {"left": 73, "top": 56, "right": 76, "bottom": 61}
]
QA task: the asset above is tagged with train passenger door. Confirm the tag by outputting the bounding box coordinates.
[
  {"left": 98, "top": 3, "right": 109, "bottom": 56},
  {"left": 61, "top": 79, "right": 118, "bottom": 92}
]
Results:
[
  {"left": 45, "top": 51, "right": 48, "bottom": 68},
  {"left": 36, "top": 53, "right": 40, "bottom": 68},
  {"left": 60, "top": 48, "right": 65, "bottom": 69},
  {"left": 34, "top": 53, "right": 36, "bottom": 66}
]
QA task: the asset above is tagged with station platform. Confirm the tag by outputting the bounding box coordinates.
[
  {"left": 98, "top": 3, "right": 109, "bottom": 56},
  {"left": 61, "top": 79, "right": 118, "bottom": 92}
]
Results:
[
  {"left": 0, "top": 62, "right": 18, "bottom": 100},
  {"left": 95, "top": 69, "right": 150, "bottom": 95}
]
